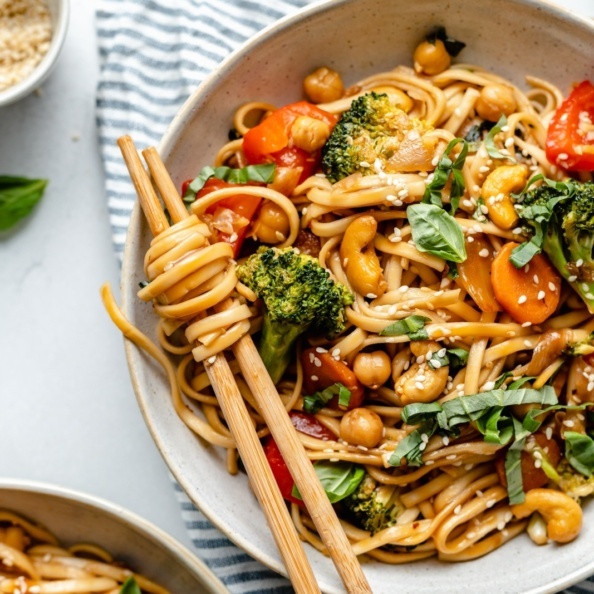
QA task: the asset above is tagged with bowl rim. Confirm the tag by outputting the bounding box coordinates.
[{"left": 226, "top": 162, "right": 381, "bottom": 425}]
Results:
[
  {"left": 121, "top": 0, "right": 594, "bottom": 591},
  {"left": 0, "top": 477, "right": 229, "bottom": 594},
  {"left": 0, "top": 0, "right": 71, "bottom": 107}
]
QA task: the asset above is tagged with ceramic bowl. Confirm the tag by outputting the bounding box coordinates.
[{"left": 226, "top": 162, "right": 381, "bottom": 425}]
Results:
[
  {"left": 121, "top": 1, "right": 594, "bottom": 592},
  {"left": 0, "top": 479, "right": 228, "bottom": 593},
  {"left": 0, "top": 0, "right": 69, "bottom": 107}
]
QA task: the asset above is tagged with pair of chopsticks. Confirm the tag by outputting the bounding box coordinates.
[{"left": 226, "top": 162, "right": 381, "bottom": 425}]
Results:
[{"left": 116, "top": 136, "right": 372, "bottom": 594}]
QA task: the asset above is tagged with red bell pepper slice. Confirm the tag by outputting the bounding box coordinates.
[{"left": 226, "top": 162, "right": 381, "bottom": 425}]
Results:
[
  {"left": 182, "top": 177, "right": 262, "bottom": 257},
  {"left": 242, "top": 101, "right": 337, "bottom": 184},
  {"left": 545, "top": 80, "right": 594, "bottom": 171},
  {"left": 263, "top": 411, "right": 335, "bottom": 506},
  {"left": 301, "top": 347, "right": 365, "bottom": 410}
]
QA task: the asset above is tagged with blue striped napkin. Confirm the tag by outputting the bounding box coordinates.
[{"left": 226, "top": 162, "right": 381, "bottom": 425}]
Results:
[{"left": 95, "top": 1, "right": 594, "bottom": 592}]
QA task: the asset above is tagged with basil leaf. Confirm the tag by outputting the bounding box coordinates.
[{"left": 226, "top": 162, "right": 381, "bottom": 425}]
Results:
[
  {"left": 120, "top": 577, "right": 142, "bottom": 594},
  {"left": 475, "top": 407, "right": 514, "bottom": 445},
  {"left": 292, "top": 461, "right": 365, "bottom": 503},
  {"left": 380, "top": 315, "right": 430, "bottom": 338},
  {"left": 303, "top": 382, "right": 351, "bottom": 414},
  {"left": 484, "top": 115, "right": 515, "bottom": 162},
  {"left": 0, "top": 176, "right": 47, "bottom": 231},
  {"left": 426, "top": 26, "right": 466, "bottom": 57},
  {"left": 505, "top": 430, "right": 526, "bottom": 504},
  {"left": 389, "top": 421, "right": 438, "bottom": 467},
  {"left": 422, "top": 137, "right": 468, "bottom": 212},
  {"left": 407, "top": 203, "right": 467, "bottom": 263},
  {"left": 440, "top": 386, "right": 558, "bottom": 430},
  {"left": 428, "top": 347, "right": 469, "bottom": 373},
  {"left": 182, "top": 163, "right": 275, "bottom": 201},
  {"left": 565, "top": 431, "right": 594, "bottom": 478},
  {"left": 401, "top": 402, "right": 443, "bottom": 426},
  {"left": 509, "top": 228, "right": 544, "bottom": 268}
]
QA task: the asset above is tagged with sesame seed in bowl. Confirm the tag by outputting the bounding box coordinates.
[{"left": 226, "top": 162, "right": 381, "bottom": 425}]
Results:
[{"left": 0, "top": 0, "right": 69, "bottom": 107}]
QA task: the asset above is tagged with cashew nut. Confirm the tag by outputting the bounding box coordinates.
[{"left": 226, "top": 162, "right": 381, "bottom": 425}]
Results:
[
  {"left": 394, "top": 340, "right": 449, "bottom": 405},
  {"left": 340, "top": 215, "right": 387, "bottom": 298},
  {"left": 511, "top": 488, "right": 582, "bottom": 543},
  {"left": 481, "top": 164, "right": 528, "bottom": 230},
  {"left": 290, "top": 115, "right": 331, "bottom": 152}
]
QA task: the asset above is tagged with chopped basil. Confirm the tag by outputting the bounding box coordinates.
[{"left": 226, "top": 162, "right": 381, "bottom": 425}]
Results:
[
  {"left": 120, "top": 577, "right": 142, "bottom": 594},
  {"left": 422, "top": 137, "right": 468, "bottom": 213},
  {"left": 564, "top": 431, "right": 594, "bottom": 478},
  {"left": 0, "top": 176, "right": 47, "bottom": 231},
  {"left": 389, "top": 420, "right": 438, "bottom": 467},
  {"left": 484, "top": 115, "right": 515, "bottom": 162},
  {"left": 292, "top": 461, "right": 365, "bottom": 503},
  {"left": 407, "top": 203, "right": 467, "bottom": 263},
  {"left": 303, "top": 382, "right": 351, "bottom": 414},
  {"left": 427, "top": 347, "right": 468, "bottom": 374},
  {"left": 379, "top": 315, "right": 430, "bottom": 340},
  {"left": 182, "top": 163, "right": 276, "bottom": 201}
]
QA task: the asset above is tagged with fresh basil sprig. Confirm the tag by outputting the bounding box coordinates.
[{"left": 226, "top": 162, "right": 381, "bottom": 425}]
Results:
[
  {"left": 303, "top": 382, "right": 351, "bottom": 414},
  {"left": 407, "top": 203, "right": 467, "bottom": 263},
  {"left": 0, "top": 176, "right": 48, "bottom": 231},
  {"left": 292, "top": 461, "right": 365, "bottom": 503},
  {"left": 379, "top": 315, "right": 430, "bottom": 340},
  {"left": 120, "top": 577, "right": 142, "bottom": 594},
  {"left": 182, "top": 163, "right": 276, "bottom": 202}
]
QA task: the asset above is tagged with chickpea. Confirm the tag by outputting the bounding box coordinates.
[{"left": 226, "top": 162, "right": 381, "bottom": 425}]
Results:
[
  {"left": 475, "top": 84, "right": 517, "bottom": 122},
  {"left": 303, "top": 66, "right": 344, "bottom": 104},
  {"left": 290, "top": 115, "right": 331, "bottom": 152},
  {"left": 340, "top": 407, "right": 384, "bottom": 448},
  {"left": 371, "top": 86, "right": 414, "bottom": 113},
  {"left": 353, "top": 350, "right": 391, "bottom": 389},
  {"left": 413, "top": 39, "right": 451, "bottom": 76},
  {"left": 251, "top": 201, "right": 290, "bottom": 244}
]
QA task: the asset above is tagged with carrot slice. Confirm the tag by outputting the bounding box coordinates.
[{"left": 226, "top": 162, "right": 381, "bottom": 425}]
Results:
[
  {"left": 491, "top": 242, "right": 562, "bottom": 324},
  {"left": 456, "top": 234, "right": 501, "bottom": 312}
]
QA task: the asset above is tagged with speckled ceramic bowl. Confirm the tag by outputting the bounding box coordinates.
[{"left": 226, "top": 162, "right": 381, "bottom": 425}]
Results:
[
  {"left": 121, "top": 1, "right": 594, "bottom": 592},
  {"left": 0, "top": 479, "right": 228, "bottom": 594}
]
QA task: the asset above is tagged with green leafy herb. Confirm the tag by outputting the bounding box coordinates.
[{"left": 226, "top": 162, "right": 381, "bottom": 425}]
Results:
[
  {"left": 484, "top": 115, "right": 515, "bottom": 162},
  {"left": 379, "top": 315, "right": 430, "bottom": 340},
  {"left": 389, "top": 420, "right": 439, "bottom": 467},
  {"left": 407, "top": 203, "right": 467, "bottom": 263},
  {"left": 120, "top": 577, "right": 142, "bottom": 594},
  {"left": 292, "top": 461, "right": 365, "bottom": 503},
  {"left": 426, "top": 26, "right": 466, "bottom": 57},
  {"left": 473, "top": 197, "right": 487, "bottom": 222},
  {"left": 182, "top": 163, "right": 276, "bottom": 202},
  {"left": 0, "top": 176, "right": 47, "bottom": 231},
  {"left": 427, "top": 347, "right": 468, "bottom": 375},
  {"left": 564, "top": 431, "right": 594, "bottom": 477},
  {"left": 303, "top": 382, "right": 351, "bottom": 414},
  {"left": 422, "top": 137, "right": 468, "bottom": 213}
]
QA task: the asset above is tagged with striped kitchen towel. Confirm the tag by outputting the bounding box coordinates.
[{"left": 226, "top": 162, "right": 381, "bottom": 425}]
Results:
[
  {"left": 96, "top": 1, "right": 312, "bottom": 592},
  {"left": 95, "top": 1, "right": 594, "bottom": 593}
]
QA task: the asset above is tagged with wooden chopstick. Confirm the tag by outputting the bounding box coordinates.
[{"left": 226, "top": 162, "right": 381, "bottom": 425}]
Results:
[
  {"left": 128, "top": 139, "right": 372, "bottom": 594},
  {"left": 118, "top": 137, "right": 321, "bottom": 594}
]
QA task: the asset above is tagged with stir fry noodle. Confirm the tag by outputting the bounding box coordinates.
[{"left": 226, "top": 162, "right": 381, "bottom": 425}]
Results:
[
  {"left": 0, "top": 510, "right": 168, "bottom": 593},
  {"left": 105, "top": 29, "right": 594, "bottom": 564}
]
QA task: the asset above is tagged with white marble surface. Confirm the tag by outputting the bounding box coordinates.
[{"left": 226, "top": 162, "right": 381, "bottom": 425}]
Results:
[{"left": 0, "top": 0, "right": 592, "bottom": 578}]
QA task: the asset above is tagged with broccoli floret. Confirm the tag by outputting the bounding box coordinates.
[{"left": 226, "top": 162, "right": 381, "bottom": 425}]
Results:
[
  {"left": 341, "top": 474, "right": 402, "bottom": 534},
  {"left": 236, "top": 247, "right": 353, "bottom": 384},
  {"left": 516, "top": 180, "right": 594, "bottom": 312},
  {"left": 321, "top": 92, "right": 435, "bottom": 183},
  {"left": 558, "top": 458, "right": 594, "bottom": 500}
]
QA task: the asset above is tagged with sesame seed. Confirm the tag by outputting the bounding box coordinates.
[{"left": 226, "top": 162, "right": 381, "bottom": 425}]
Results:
[
  {"left": 537, "top": 290, "right": 546, "bottom": 300},
  {"left": 517, "top": 295, "right": 527, "bottom": 304},
  {"left": 415, "top": 381, "right": 424, "bottom": 390},
  {"left": 545, "top": 427, "right": 553, "bottom": 440},
  {"left": 454, "top": 505, "right": 462, "bottom": 515},
  {"left": 576, "top": 259, "right": 584, "bottom": 267},
  {"left": 533, "top": 274, "right": 539, "bottom": 284},
  {"left": 497, "top": 521, "right": 506, "bottom": 531},
  {"left": 313, "top": 357, "right": 322, "bottom": 367},
  {"left": 563, "top": 419, "right": 575, "bottom": 427},
  {"left": 548, "top": 281, "right": 556, "bottom": 291},
  {"left": 534, "top": 460, "right": 542, "bottom": 468},
  {"left": 311, "top": 375, "right": 318, "bottom": 381},
  {"left": 442, "top": 436, "right": 450, "bottom": 446},
  {"left": 478, "top": 248, "right": 490, "bottom": 258},
  {"left": 521, "top": 321, "right": 532, "bottom": 327}
]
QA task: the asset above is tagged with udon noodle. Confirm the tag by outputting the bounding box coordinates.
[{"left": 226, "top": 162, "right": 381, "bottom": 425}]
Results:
[
  {"left": 104, "top": 32, "right": 594, "bottom": 564},
  {"left": 0, "top": 510, "right": 168, "bottom": 593}
]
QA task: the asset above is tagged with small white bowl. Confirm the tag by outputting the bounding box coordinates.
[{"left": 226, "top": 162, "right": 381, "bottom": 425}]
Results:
[
  {"left": 0, "top": 478, "right": 229, "bottom": 593},
  {"left": 0, "top": 0, "right": 69, "bottom": 107}
]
